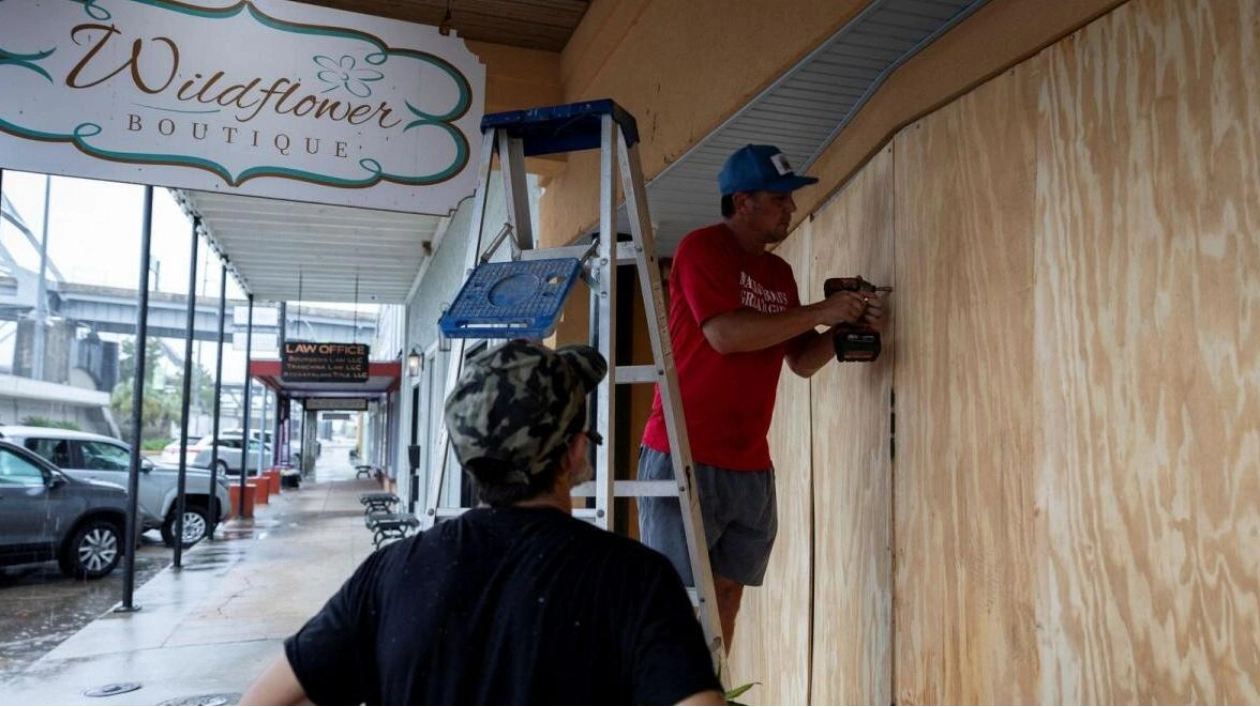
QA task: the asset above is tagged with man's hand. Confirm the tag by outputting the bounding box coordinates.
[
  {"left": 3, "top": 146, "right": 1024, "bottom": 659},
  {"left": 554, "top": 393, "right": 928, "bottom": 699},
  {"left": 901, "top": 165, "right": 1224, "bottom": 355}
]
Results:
[
  {"left": 860, "top": 292, "right": 886, "bottom": 331},
  {"left": 810, "top": 290, "right": 868, "bottom": 327}
]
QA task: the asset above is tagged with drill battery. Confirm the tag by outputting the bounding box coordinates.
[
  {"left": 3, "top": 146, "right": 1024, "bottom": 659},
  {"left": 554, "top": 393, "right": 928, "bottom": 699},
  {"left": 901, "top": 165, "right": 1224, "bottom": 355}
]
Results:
[{"left": 823, "top": 276, "right": 892, "bottom": 363}]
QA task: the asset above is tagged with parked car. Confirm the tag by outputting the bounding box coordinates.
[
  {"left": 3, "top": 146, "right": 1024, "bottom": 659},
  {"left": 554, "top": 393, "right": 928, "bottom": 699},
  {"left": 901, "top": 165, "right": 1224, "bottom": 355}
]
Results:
[
  {"left": 0, "top": 439, "right": 132, "bottom": 579},
  {"left": 0, "top": 426, "right": 230, "bottom": 547},
  {"left": 158, "top": 435, "right": 214, "bottom": 465},
  {"left": 224, "top": 428, "right": 303, "bottom": 467},
  {"left": 191, "top": 434, "right": 271, "bottom": 477}
]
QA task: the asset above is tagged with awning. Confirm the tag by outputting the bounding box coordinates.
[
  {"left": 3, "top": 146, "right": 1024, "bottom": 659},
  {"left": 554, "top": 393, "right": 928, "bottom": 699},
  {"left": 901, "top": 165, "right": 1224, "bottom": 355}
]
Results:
[
  {"left": 249, "top": 359, "right": 401, "bottom": 400},
  {"left": 176, "top": 190, "right": 445, "bottom": 304}
]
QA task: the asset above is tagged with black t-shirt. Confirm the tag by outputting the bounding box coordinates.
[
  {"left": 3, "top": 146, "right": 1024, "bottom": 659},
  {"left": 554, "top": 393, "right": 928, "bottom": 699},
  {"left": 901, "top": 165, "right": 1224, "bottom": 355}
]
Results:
[{"left": 284, "top": 506, "right": 721, "bottom": 705}]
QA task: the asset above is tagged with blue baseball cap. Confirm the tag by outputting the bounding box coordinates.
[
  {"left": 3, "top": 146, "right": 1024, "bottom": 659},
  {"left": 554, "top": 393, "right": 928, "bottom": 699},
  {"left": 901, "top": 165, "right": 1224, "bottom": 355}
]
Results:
[{"left": 718, "top": 144, "right": 819, "bottom": 195}]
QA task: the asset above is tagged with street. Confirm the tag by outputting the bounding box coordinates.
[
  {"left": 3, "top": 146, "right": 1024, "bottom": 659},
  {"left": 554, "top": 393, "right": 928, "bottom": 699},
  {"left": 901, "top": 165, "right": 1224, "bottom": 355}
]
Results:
[{"left": 0, "top": 534, "right": 171, "bottom": 682}]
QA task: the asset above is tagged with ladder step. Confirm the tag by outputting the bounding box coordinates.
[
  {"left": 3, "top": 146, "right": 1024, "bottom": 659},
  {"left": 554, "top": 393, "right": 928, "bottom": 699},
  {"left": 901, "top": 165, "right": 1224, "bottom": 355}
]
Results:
[
  {"left": 520, "top": 242, "right": 639, "bottom": 266},
  {"left": 572, "top": 508, "right": 600, "bottom": 521},
  {"left": 615, "top": 365, "right": 658, "bottom": 384},
  {"left": 570, "top": 480, "right": 679, "bottom": 498},
  {"left": 482, "top": 99, "right": 639, "bottom": 156},
  {"left": 439, "top": 258, "right": 582, "bottom": 340}
]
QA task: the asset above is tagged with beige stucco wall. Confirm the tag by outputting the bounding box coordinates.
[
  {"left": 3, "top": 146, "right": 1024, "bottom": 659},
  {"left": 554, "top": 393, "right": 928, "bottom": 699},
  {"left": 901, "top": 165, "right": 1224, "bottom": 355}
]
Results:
[{"left": 538, "top": 0, "right": 871, "bottom": 247}]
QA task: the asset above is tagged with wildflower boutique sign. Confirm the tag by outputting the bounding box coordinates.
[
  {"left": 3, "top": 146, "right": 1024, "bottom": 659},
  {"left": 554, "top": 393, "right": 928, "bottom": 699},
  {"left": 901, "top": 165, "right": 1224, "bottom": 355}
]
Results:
[{"left": 0, "top": 0, "right": 485, "bottom": 214}]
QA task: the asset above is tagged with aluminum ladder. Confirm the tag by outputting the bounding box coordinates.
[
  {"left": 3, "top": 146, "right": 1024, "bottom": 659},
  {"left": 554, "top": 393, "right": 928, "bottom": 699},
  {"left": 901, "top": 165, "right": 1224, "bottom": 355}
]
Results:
[{"left": 420, "top": 99, "right": 727, "bottom": 677}]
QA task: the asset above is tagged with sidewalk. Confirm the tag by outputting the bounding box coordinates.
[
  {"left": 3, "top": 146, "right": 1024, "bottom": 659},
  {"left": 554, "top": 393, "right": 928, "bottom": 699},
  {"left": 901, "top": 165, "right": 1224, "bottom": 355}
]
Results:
[{"left": 0, "top": 454, "right": 383, "bottom": 706}]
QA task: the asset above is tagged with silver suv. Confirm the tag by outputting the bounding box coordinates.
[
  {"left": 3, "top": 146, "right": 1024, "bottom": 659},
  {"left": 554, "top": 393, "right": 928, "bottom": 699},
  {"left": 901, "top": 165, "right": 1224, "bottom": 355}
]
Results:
[
  {"left": 0, "top": 440, "right": 131, "bottom": 579},
  {"left": 0, "top": 426, "right": 230, "bottom": 547}
]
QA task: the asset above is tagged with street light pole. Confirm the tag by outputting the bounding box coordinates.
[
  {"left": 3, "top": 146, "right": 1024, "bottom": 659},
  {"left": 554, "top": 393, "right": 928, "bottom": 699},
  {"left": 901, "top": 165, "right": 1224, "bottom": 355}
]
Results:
[{"left": 32, "top": 175, "right": 51, "bottom": 381}]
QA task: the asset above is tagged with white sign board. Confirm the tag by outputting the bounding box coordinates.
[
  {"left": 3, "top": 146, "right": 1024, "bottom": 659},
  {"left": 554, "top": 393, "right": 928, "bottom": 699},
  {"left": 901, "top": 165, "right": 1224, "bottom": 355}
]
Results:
[
  {"left": 234, "top": 331, "right": 277, "bottom": 352},
  {"left": 234, "top": 305, "right": 278, "bottom": 327},
  {"left": 0, "top": 0, "right": 485, "bottom": 215}
]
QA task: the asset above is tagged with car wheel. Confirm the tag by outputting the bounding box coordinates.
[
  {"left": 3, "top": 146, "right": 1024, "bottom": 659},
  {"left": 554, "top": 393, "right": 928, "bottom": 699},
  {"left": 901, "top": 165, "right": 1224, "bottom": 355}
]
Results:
[
  {"left": 59, "top": 519, "right": 123, "bottom": 580},
  {"left": 161, "top": 504, "right": 210, "bottom": 547},
  {"left": 216, "top": 459, "right": 231, "bottom": 476}
]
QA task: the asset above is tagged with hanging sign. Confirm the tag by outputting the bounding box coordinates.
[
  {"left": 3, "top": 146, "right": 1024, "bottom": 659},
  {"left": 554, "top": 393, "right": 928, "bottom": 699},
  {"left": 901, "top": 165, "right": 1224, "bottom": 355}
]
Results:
[
  {"left": 0, "top": 0, "right": 485, "bottom": 215},
  {"left": 282, "top": 341, "right": 369, "bottom": 382},
  {"left": 303, "top": 397, "right": 369, "bottom": 411}
]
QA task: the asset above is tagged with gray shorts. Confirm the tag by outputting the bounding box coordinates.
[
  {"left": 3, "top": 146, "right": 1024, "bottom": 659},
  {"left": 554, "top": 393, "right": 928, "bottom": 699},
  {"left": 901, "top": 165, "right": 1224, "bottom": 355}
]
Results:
[{"left": 636, "top": 446, "right": 778, "bottom": 587}]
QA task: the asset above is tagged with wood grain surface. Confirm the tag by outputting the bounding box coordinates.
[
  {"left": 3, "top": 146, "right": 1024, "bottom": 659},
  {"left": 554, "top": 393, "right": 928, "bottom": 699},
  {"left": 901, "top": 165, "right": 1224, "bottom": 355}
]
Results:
[
  {"left": 728, "top": 222, "right": 815, "bottom": 705},
  {"left": 892, "top": 62, "right": 1041, "bottom": 704},
  {"left": 808, "top": 146, "right": 896, "bottom": 705},
  {"left": 1035, "top": 0, "right": 1260, "bottom": 701}
]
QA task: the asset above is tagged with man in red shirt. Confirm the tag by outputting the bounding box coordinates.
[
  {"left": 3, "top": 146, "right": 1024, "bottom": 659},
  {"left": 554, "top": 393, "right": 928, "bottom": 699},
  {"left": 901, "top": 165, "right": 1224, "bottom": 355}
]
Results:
[{"left": 639, "top": 144, "right": 885, "bottom": 650}]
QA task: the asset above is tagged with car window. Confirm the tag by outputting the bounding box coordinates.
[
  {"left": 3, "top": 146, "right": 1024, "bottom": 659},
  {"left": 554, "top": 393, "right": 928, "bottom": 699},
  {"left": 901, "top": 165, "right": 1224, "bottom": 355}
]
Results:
[
  {"left": 80, "top": 441, "right": 131, "bottom": 471},
  {"left": 24, "top": 438, "right": 72, "bottom": 467},
  {"left": 220, "top": 439, "right": 241, "bottom": 450},
  {"left": 0, "top": 448, "right": 46, "bottom": 486}
]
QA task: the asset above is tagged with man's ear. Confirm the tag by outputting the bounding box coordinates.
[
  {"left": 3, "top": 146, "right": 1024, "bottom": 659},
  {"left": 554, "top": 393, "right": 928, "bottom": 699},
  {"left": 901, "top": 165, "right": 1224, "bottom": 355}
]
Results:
[{"left": 560, "top": 434, "right": 587, "bottom": 478}]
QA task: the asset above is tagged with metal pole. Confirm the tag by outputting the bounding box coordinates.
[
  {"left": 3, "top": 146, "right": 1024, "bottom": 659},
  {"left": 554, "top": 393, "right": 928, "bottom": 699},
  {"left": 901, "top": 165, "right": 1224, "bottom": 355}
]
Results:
[
  {"left": 194, "top": 254, "right": 209, "bottom": 413},
  {"left": 118, "top": 185, "right": 155, "bottom": 614},
  {"left": 275, "top": 302, "right": 286, "bottom": 467},
  {"left": 257, "top": 389, "right": 269, "bottom": 473},
  {"left": 32, "top": 176, "right": 51, "bottom": 381},
  {"left": 208, "top": 264, "right": 227, "bottom": 537},
  {"left": 173, "top": 217, "right": 200, "bottom": 567},
  {"left": 237, "top": 295, "right": 254, "bottom": 517}
]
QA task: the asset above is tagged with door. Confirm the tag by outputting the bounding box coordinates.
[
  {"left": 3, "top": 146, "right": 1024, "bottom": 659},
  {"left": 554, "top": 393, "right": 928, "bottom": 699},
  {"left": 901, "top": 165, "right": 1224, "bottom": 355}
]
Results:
[
  {"left": 0, "top": 446, "right": 57, "bottom": 553},
  {"left": 76, "top": 439, "right": 153, "bottom": 517}
]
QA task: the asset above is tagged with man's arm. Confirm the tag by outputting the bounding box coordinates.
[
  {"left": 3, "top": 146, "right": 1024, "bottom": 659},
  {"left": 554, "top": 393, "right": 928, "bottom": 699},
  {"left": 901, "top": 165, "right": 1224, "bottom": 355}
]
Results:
[
  {"left": 240, "top": 655, "right": 311, "bottom": 706},
  {"left": 785, "top": 292, "right": 888, "bottom": 377},
  {"left": 701, "top": 291, "right": 868, "bottom": 355},
  {"left": 784, "top": 327, "right": 837, "bottom": 378}
]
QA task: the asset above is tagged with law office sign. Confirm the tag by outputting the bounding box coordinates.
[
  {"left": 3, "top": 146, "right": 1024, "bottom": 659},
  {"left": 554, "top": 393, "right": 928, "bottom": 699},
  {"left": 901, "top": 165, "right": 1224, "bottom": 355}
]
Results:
[
  {"left": 0, "top": 0, "right": 485, "bottom": 214},
  {"left": 282, "top": 341, "right": 369, "bottom": 383}
]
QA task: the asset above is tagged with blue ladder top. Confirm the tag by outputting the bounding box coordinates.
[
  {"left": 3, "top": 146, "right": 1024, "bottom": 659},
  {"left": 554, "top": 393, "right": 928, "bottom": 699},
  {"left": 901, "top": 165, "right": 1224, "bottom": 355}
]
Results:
[{"left": 481, "top": 99, "right": 639, "bottom": 157}]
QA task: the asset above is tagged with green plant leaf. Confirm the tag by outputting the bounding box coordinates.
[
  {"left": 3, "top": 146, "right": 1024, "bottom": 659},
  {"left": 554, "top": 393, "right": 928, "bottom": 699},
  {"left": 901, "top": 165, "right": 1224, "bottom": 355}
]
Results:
[{"left": 725, "top": 681, "right": 759, "bottom": 704}]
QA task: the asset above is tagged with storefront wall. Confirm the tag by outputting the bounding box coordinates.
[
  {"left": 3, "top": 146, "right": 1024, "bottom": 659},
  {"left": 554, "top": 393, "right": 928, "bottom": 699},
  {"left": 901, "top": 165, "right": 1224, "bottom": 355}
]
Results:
[{"left": 536, "top": 0, "right": 1259, "bottom": 703}]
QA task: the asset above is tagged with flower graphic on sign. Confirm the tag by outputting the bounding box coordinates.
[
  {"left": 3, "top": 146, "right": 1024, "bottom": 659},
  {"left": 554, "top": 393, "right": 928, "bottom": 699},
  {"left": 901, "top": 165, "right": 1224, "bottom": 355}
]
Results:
[{"left": 313, "top": 55, "right": 383, "bottom": 98}]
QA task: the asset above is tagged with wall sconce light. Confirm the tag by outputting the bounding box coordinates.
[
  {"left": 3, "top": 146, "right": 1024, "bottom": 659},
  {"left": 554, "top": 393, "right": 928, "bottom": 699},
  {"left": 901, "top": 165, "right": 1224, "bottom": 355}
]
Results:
[{"left": 406, "top": 347, "right": 422, "bottom": 377}]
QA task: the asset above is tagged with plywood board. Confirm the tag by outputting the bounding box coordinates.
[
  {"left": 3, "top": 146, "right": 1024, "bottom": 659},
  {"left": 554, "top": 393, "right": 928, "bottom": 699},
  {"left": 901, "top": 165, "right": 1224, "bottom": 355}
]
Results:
[
  {"left": 727, "top": 222, "right": 814, "bottom": 705},
  {"left": 808, "top": 146, "right": 895, "bottom": 704},
  {"left": 891, "top": 63, "right": 1041, "bottom": 703},
  {"left": 1034, "top": 0, "right": 1260, "bottom": 701}
]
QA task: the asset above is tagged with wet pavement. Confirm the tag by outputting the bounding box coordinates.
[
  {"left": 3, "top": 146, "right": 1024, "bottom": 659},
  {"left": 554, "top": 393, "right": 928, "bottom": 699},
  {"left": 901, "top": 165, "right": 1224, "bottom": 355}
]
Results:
[
  {"left": 0, "top": 443, "right": 381, "bottom": 706},
  {"left": 0, "top": 537, "right": 170, "bottom": 681}
]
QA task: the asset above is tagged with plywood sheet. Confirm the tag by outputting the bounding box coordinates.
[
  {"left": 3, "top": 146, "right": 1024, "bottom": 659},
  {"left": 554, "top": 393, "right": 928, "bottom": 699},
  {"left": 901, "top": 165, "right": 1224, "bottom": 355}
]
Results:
[
  {"left": 892, "top": 63, "right": 1040, "bottom": 703},
  {"left": 1034, "top": 0, "right": 1260, "bottom": 701},
  {"left": 808, "top": 146, "right": 895, "bottom": 704},
  {"left": 727, "top": 222, "right": 814, "bottom": 705}
]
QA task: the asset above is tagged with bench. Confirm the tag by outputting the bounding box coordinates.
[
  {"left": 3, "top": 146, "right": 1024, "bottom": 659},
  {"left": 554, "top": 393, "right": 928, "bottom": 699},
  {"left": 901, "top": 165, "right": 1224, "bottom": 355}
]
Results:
[
  {"left": 354, "top": 464, "right": 375, "bottom": 479},
  {"left": 365, "top": 512, "right": 419, "bottom": 548},
  {"left": 359, "top": 492, "right": 399, "bottom": 515}
]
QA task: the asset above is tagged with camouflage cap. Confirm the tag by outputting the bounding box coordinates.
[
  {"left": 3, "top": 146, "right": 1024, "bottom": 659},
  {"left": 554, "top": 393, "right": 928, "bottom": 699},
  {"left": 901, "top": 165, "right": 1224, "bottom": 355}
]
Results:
[{"left": 443, "top": 339, "right": 607, "bottom": 482}]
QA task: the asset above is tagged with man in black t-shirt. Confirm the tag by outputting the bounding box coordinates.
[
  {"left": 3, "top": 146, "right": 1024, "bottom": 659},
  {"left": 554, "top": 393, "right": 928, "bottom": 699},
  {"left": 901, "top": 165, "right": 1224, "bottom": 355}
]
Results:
[{"left": 241, "top": 340, "right": 724, "bottom": 706}]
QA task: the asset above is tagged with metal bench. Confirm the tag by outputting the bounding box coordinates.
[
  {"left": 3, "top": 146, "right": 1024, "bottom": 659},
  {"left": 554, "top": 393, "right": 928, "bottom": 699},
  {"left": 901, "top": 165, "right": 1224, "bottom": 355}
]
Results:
[
  {"left": 365, "top": 512, "right": 419, "bottom": 548},
  {"left": 359, "top": 492, "right": 399, "bottom": 515},
  {"left": 354, "top": 464, "right": 375, "bottom": 479}
]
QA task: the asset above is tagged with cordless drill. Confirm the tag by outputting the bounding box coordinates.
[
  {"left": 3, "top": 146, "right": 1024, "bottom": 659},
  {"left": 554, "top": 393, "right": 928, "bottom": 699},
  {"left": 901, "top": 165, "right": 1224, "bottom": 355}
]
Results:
[{"left": 823, "top": 276, "right": 892, "bottom": 362}]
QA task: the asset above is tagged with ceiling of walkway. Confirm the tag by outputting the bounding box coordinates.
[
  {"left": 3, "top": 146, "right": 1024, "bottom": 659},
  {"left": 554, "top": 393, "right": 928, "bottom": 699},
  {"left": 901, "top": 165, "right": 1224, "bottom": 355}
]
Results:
[
  {"left": 293, "top": 0, "right": 591, "bottom": 51},
  {"left": 175, "top": 190, "right": 442, "bottom": 304}
]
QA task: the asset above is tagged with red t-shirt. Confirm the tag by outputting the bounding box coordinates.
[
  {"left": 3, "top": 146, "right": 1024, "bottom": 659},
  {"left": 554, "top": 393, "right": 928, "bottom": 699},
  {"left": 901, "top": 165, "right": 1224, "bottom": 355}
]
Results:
[{"left": 642, "top": 223, "right": 801, "bottom": 471}]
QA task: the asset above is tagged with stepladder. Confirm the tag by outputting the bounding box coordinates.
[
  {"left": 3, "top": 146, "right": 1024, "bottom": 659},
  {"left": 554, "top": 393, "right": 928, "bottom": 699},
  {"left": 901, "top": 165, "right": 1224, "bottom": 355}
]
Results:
[{"left": 419, "top": 100, "right": 727, "bottom": 679}]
